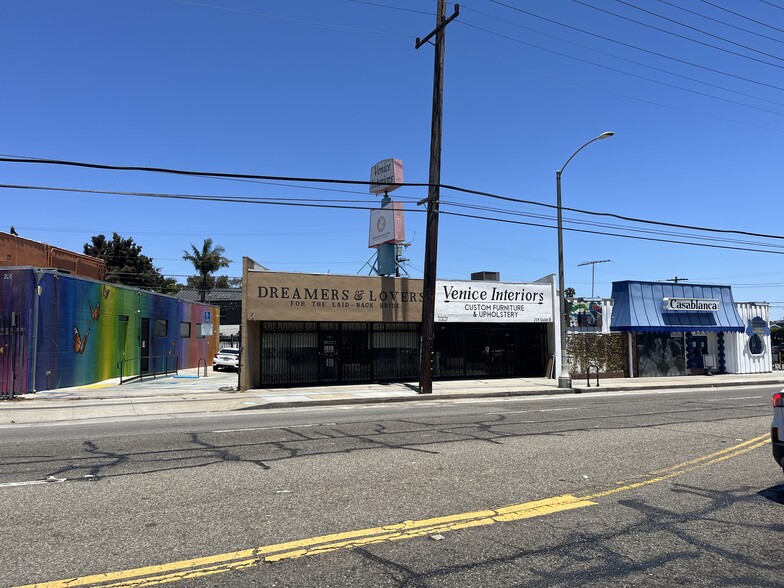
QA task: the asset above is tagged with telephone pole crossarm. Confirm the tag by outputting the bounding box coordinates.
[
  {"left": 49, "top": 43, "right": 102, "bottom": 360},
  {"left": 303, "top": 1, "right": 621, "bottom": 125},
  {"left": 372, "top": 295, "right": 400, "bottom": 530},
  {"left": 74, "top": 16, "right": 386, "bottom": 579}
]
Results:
[{"left": 415, "top": 5, "right": 459, "bottom": 49}]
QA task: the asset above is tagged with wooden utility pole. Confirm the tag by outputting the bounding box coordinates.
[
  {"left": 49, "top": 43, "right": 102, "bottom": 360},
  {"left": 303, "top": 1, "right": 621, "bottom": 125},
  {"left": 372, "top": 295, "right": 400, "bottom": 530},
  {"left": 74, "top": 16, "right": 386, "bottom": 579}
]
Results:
[{"left": 416, "top": 1, "right": 459, "bottom": 394}]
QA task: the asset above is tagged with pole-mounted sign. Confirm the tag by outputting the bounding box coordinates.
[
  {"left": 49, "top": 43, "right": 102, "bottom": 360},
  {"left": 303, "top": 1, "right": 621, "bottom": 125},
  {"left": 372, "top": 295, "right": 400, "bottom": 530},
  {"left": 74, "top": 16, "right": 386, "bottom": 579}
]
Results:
[{"left": 369, "top": 158, "right": 404, "bottom": 194}]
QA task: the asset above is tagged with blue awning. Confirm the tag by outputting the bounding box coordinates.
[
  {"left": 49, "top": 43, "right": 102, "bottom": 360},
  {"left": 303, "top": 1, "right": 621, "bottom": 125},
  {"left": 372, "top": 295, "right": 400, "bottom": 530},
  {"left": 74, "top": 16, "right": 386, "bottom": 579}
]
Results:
[{"left": 610, "top": 281, "right": 745, "bottom": 333}]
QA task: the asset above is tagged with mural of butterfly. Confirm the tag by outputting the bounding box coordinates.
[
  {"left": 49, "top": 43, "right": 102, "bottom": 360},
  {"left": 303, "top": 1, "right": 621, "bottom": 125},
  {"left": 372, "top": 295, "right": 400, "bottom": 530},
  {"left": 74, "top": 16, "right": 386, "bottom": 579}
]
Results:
[
  {"left": 102, "top": 287, "right": 110, "bottom": 299},
  {"left": 73, "top": 326, "right": 89, "bottom": 354},
  {"left": 90, "top": 301, "right": 101, "bottom": 321}
]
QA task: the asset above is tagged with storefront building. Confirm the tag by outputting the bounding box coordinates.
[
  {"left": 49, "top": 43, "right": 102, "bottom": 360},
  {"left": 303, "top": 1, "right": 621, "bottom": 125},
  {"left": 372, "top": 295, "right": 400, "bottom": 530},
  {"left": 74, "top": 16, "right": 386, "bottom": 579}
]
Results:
[
  {"left": 609, "top": 280, "right": 772, "bottom": 377},
  {"left": 240, "top": 258, "right": 558, "bottom": 389}
]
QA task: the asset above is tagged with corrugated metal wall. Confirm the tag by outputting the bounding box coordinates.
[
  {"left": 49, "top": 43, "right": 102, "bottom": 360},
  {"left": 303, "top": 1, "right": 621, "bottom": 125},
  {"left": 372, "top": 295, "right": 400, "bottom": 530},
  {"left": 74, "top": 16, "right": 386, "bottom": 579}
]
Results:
[{"left": 728, "top": 303, "right": 772, "bottom": 374}]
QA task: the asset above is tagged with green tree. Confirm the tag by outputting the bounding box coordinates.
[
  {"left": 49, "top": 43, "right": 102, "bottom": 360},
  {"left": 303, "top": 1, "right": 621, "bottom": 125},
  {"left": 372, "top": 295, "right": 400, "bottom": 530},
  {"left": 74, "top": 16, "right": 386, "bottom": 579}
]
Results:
[
  {"left": 184, "top": 275, "right": 241, "bottom": 290},
  {"left": 182, "top": 238, "right": 232, "bottom": 302},
  {"left": 160, "top": 276, "right": 182, "bottom": 295},
  {"left": 564, "top": 287, "right": 576, "bottom": 298},
  {"left": 84, "top": 232, "right": 169, "bottom": 292}
]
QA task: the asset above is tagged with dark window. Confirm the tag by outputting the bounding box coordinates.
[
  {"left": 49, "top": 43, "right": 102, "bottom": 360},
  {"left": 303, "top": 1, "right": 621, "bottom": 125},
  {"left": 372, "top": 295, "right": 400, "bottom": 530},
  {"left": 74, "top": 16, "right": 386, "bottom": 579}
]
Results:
[
  {"left": 195, "top": 323, "right": 205, "bottom": 339},
  {"left": 154, "top": 319, "right": 168, "bottom": 338},
  {"left": 636, "top": 333, "right": 686, "bottom": 377},
  {"left": 180, "top": 322, "right": 191, "bottom": 338},
  {"left": 749, "top": 334, "right": 764, "bottom": 356}
]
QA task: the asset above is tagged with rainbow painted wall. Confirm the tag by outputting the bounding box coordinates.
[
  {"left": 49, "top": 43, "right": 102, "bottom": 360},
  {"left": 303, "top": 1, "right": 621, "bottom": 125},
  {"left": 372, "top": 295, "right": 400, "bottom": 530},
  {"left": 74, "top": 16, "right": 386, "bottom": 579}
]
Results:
[{"left": 0, "top": 268, "right": 219, "bottom": 394}]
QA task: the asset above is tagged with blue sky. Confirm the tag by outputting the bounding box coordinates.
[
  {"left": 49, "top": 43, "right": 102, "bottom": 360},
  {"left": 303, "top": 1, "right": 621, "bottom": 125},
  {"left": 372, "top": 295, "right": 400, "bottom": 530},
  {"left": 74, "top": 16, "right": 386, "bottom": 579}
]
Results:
[{"left": 3, "top": 0, "right": 783, "bottom": 318}]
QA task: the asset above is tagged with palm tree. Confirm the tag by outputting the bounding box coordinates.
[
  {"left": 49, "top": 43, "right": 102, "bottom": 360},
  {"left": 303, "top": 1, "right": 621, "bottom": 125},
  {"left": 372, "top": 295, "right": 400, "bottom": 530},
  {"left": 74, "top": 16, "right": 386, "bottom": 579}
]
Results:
[{"left": 183, "top": 239, "right": 231, "bottom": 302}]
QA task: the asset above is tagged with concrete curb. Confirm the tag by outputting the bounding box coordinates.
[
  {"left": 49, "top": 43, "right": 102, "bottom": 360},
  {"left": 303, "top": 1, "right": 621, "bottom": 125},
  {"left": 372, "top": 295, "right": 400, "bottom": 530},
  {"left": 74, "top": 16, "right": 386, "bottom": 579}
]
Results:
[
  {"left": 238, "top": 378, "right": 784, "bottom": 411},
  {"left": 2, "top": 375, "right": 782, "bottom": 425},
  {"left": 572, "top": 378, "right": 784, "bottom": 394},
  {"left": 240, "top": 387, "right": 577, "bottom": 411}
]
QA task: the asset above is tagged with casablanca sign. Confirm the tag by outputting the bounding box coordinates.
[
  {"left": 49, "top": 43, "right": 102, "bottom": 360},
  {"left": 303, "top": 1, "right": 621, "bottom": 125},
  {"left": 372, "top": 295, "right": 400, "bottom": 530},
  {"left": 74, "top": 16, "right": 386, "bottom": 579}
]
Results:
[{"left": 662, "top": 298, "right": 720, "bottom": 312}]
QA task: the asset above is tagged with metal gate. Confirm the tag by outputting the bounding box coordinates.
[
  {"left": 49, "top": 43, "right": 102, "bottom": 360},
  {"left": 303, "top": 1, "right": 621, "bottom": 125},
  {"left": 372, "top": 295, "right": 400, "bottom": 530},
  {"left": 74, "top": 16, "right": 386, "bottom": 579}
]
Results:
[
  {"left": 258, "top": 321, "right": 546, "bottom": 387},
  {"left": 0, "top": 313, "right": 27, "bottom": 399},
  {"left": 260, "top": 322, "right": 419, "bottom": 387}
]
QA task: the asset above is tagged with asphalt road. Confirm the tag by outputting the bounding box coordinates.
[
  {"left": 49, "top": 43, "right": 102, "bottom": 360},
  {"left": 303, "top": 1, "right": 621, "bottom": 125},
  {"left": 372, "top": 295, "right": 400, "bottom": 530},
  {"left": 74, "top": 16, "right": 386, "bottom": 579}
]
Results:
[{"left": 1, "top": 385, "right": 782, "bottom": 587}]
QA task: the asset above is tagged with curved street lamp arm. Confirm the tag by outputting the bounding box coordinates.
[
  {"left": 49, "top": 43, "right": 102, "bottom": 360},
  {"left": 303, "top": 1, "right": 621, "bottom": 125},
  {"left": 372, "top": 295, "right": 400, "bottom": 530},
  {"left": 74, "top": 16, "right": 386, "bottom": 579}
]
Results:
[{"left": 558, "top": 132, "right": 614, "bottom": 175}]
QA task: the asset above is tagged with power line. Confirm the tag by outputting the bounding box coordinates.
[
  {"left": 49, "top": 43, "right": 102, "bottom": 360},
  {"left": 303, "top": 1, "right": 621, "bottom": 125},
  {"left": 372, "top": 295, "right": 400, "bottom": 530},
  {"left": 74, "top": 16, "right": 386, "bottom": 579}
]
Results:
[
  {"left": 440, "top": 209, "right": 784, "bottom": 256},
  {"left": 601, "top": 0, "right": 784, "bottom": 64},
  {"left": 487, "top": 0, "right": 784, "bottom": 91},
  {"left": 697, "top": 0, "right": 784, "bottom": 34},
  {"left": 758, "top": 0, "right": 784, "bottom": 13},
  {"left": 4, "top": 181, "right": 784, "bottom": 256},
  {"left": 456, "top": 19, "right": 784, "bottom": 120},
  {"left": 0, "top": 155, "right": 415, "bottom": 187},
  {"left": 651, "top": 0, "right": 784, "bottom": 45},
  {"left": 170, "top": 0, "right": 416, "bottom": 38},
  {"left": 440, "top": 199, "right": 784, "bottom": 250},
  {"left": 354, "top": 0, "right": 784, "bottom": 111},
  {"left": 2, "top": 156, "right": 784, "bottom": 241},
  {"left": 459, "top": 5, "right": 784, "bottom": 111},
  {"left": 344, "top": 0, "right": 433, "bottom": 17}
]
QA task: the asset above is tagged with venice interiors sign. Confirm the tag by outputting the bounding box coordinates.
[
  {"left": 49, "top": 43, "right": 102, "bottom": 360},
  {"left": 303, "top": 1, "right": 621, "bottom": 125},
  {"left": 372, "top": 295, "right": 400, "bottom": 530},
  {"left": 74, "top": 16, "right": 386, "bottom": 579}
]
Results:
[
  {"left": 662, "top": 298, "right": 720, "bottom": 312},
  {"left": 434, "top": 280, "right": 553, "bottom": 323}
]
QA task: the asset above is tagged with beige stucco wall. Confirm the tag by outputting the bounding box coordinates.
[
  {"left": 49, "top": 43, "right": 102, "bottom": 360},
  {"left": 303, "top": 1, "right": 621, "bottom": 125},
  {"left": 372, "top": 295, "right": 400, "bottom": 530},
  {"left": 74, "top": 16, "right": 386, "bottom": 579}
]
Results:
[{"left": 244, "top": 269, "right": 424, "bottom": 323}]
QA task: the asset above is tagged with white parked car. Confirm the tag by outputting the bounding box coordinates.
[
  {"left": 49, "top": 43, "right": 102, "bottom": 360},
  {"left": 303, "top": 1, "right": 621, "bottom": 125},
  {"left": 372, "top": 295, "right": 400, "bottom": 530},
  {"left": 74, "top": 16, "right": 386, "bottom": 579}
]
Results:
[
  {"left": 773, "top": 391, "right": 784, "bottom": 474},
  {"left": 213, "top": 348, "right": 239, "bottom": 371}
]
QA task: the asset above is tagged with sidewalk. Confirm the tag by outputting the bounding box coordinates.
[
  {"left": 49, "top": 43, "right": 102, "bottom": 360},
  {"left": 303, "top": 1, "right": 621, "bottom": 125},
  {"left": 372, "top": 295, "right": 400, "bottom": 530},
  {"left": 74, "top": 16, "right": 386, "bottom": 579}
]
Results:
[{"left": 2, "top": 369, "right": 783, "bottom": 425}]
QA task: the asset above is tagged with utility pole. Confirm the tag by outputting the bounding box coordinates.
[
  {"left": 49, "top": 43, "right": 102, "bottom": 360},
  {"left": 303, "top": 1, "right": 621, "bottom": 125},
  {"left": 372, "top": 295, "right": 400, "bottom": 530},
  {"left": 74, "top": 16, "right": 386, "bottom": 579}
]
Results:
[
  {"left": 416, "top": 1, "right": 459, "bottom": 394},
  {"left": 577, "top": 259, "right": 611, "bottom": 297},
  {"left": 666, "top": 276, "right": 688, "bottom": 284}
]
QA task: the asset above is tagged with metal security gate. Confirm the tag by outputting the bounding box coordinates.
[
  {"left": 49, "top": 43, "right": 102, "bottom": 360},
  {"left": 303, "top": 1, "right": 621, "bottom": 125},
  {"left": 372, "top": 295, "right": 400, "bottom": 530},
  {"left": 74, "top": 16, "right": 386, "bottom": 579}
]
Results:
[
  {"left": 0, "top": 313, "right": 27, "bottom": 399},
  {"left": 258, "top": 321, "right": 547, "bottom": 387},
  {"left": 260, "top": 322, "right": 419, "bottom": 387},
  {"left": 433, "top": 323, "right": 547, "bottom": 379}
]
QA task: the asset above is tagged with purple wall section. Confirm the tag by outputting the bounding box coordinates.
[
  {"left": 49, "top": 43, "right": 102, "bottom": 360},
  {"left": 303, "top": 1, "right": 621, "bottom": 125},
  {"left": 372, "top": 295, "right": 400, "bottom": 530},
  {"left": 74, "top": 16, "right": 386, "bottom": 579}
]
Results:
[{"left": 0, "top": 269, "right": 35, "bottom": 394}]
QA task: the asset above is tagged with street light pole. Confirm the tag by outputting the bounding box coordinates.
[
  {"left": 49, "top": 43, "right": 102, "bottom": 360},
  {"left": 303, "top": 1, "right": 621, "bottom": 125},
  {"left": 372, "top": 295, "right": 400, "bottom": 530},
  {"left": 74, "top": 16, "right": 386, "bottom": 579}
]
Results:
[{"left": 556, "top": 131, "right": 614, "bottom": 389}]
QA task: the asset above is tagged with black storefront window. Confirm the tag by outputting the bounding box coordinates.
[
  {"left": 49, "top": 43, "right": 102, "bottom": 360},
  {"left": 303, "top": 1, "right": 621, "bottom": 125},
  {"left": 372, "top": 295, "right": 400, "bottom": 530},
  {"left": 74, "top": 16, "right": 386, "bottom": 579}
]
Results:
[
  {"left": 259, "top": 321, "right": 547, "bottom": 387},
  {"left": 433, "top": 323, "right": 545, "bottom": 379},
  {"left": 636, "top": 333, "right": 687, "bottom": 377}
]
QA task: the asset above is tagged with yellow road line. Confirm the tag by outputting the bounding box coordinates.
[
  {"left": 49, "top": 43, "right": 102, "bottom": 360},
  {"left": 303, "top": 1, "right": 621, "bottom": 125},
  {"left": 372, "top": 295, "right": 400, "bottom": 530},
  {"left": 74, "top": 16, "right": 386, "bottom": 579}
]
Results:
[
  {"left": 649, "top": 433, "right": 769, "bottom": 475},
  {"left": 19, "top": 495, "right": 593, "bottom": 588},
  {"left": 265, "top": 494, "right": 595, "bottom": 564},
  {"left": 18, "top": 435, "right": 770, "bottom": 588},
  {"left": 104, "top": 559, "right": 259, "bottom": 588},
  {"left": 580, "top": 434, "right": 770, "bottom": 501}
]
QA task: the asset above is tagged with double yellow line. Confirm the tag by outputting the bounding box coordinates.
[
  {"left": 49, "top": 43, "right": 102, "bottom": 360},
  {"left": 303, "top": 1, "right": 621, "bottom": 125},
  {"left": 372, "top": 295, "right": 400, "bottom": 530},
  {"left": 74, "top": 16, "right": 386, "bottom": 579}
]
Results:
[
  {"left": 20, "top": 434, "right": 770, "bottom": 588},
  {"left": 582, "top": 433, "right": 770, "bottom": 501}
]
